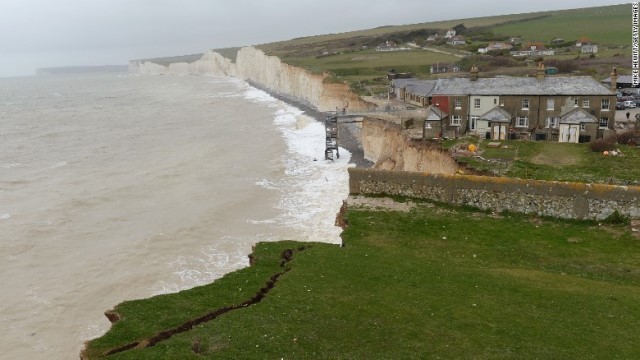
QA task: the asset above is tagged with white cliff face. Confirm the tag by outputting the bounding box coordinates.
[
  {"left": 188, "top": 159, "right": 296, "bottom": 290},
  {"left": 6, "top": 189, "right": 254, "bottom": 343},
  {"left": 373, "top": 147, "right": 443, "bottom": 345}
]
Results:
[
  {"left": 189, "top": 50, "right": 237, "bottom": 76},
  {"left": 132, "top": 47, "right": 373, "bottom": 112},
  {"left": 236, "top": 47, "right": 374, "bottom": 111},
  {"left": 131, "top": 50, "right": 236, "bottom": 77}
]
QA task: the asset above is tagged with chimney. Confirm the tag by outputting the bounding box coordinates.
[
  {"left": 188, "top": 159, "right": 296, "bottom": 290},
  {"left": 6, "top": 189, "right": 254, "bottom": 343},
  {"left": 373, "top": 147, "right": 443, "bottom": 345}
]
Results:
[
  {"left": 536, "top": 62, "right": 545, "bottom": 81},
  {"left": 610, "top": 67, "right": 618, "bottom": 91},
  {"left": 470, "top": 65, "right": 479, "bottom": 81}
]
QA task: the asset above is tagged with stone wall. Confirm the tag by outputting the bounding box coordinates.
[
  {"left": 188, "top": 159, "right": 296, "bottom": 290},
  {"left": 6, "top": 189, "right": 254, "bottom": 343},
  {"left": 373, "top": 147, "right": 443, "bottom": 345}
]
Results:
[{"left": 349, "top": 168, "right": 640, "bottom": 220}]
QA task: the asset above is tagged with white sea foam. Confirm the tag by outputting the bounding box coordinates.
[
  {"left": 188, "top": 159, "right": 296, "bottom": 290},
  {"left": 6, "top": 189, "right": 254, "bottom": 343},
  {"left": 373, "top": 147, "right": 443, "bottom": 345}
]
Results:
[
  {"left": 0, "top": 214, "right": 11, "bottom": 220},
  {"left": 244, "top": 85, "right": 351, "bottom": 244}
]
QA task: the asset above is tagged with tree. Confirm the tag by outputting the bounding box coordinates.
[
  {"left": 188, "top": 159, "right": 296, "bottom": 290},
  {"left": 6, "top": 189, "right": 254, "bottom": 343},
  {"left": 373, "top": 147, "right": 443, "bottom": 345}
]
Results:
[{"left": 453, "top": 23, "right": 467, "bottom": 35}]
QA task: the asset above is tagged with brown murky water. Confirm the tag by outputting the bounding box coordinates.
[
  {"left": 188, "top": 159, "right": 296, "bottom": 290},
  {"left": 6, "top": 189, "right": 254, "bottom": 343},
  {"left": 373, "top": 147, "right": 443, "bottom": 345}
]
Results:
[{"left": 0, "top": 74, "right": 349, "bottom": 359}]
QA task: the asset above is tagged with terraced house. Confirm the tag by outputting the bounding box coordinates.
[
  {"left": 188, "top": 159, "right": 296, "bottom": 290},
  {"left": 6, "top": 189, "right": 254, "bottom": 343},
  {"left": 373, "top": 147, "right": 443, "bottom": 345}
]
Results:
[{"left": 391, "top": 65, "right": 617, "bottom": 143}]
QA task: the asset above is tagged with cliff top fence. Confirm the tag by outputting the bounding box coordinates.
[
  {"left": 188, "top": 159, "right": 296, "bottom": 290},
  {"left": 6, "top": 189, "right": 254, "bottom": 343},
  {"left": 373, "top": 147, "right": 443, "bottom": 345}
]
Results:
[{"left": 349, "top": 168, "right": 640, "bottom": 220}]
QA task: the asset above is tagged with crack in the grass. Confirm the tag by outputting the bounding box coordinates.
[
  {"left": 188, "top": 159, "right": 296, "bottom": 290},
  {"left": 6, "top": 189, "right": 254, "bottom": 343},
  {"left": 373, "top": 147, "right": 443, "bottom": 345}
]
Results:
[{"left": 101, "top": 246, "right": 306, "bottom": 357}]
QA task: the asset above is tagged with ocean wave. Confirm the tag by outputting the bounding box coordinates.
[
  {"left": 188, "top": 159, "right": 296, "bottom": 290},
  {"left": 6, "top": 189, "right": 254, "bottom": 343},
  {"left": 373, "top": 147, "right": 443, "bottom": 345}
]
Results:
[{"left": 241, "top": 83, "right": 352, "bottom": 244}]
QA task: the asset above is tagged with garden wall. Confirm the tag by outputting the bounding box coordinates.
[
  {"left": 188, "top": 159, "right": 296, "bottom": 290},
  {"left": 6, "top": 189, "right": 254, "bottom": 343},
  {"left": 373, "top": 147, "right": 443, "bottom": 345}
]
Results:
[{"left": 349, "top": 168, "right": 640, "bottom": 220}]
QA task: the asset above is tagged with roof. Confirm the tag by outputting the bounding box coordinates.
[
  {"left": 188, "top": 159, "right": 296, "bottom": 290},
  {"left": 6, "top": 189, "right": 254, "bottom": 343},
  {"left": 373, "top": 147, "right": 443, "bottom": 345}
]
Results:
[
  {"left": 392, "top": 79, "right": 438, "bottom": 96},
  {"left": 433, "top": 76, "right": 613, "bottom": 96},
  {"left": 480, "top": 106, "right": 512, "bottom": 123},
  {"left": 560, "top": 108, "right": 597, "bottom": 124},
  {"left": 426, "top": 105, "right": 448, "bottom": 121}
]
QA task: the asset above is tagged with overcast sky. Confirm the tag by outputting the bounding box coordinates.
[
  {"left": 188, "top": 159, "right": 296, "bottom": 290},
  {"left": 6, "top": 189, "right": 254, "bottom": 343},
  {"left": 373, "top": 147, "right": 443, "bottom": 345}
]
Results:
[{"left": 0, "top": 0, "right": 629, "bottom": 77}]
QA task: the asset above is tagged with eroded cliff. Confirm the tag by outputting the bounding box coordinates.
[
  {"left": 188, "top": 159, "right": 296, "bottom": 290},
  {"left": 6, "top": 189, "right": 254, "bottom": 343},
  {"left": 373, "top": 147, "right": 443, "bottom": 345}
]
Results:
[
  {"left": 362, "top": 118, "right": 458, "bottom": 174},
  {"left": 131, "top": 47, "right": 373, "bottom": 112}
]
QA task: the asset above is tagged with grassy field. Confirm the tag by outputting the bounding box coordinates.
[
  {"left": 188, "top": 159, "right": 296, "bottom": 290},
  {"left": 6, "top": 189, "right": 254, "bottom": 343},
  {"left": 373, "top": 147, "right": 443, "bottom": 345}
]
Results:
[
  {"left": 252, "top": 4, "right": 631, "bottom": 95},
  {"left": 453, "top": 140, "right": 640, "bottom": 184},
  {"left": 83, "top": 202, "right": 640, "bottom": 359},
  {"left": 257, "top": 13, "right": 548, "bottom": 58},
  {"left": 492, "top": 4, "right": 631, "bottom": 47}
]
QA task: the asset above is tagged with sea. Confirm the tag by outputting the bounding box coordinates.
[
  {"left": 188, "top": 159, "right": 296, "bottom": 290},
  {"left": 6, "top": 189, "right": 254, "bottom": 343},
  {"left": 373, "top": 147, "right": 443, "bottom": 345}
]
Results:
[{"left": 0, "top": 73, "right": 351, "bottom": 359}]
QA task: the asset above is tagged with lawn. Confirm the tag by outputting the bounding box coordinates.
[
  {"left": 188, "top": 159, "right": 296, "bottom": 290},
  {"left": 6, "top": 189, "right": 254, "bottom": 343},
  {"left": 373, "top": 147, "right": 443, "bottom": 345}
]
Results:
[
  {"left": 456, "top": 140, "right": 640, "bottom": 184},
  {"left": 83, "top": 202, "right": 640, "bottom": 359}
]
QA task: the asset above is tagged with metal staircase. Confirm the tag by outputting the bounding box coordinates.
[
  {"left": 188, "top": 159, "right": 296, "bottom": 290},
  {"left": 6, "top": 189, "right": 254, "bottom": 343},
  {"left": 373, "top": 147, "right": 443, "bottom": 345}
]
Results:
[{"left": 324, "top": 114, "right": 339, "bottom": 160}]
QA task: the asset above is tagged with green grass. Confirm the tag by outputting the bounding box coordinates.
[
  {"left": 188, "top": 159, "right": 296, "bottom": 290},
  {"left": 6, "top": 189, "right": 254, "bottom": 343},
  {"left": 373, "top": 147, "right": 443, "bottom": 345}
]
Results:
[
  {"left": 457, "top": 140, "right": 640, "bottom": 184},
  {"left": 492, "top": 4, "right": 631, "bottom": 47},
  {"left": 284, "top": 50, "right": 459, "bottom": 76},
  {"left": 84, "top": 203, "right": 640, "bottom": 359},
  {"left": 249, "top": 4, "right": 631, "bottom": 93}
]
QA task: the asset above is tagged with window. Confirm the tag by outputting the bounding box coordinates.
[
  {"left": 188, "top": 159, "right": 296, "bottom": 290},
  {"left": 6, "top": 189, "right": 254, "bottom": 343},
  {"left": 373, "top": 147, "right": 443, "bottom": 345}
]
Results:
[
  {"left": 546, "top": 99, "right": 554, "bottom": 110},
  {"left": 454, "top": 98, "right": 462, "bottom": 108},
  {"left": 451, "top": 115, "right": 462, "bottom": 126},
  {"left": 494, "top": 98, "right": 498, "bottom": 105},
  {"left": 474, "top": 98, "right": 481, "bottom": 109},
  {"left": 574, "top": 99, "right": 579, "bottom": 107},
  {"left": 582, "top": 100, "right": 590, "bottom": 108},
  {"left": 546, "top": 117, "right": 558, "bottom": 128},
  {"left": 425, "top": 122, "right": 432, "bottom": 129},
  {"left": 522, "top": 99, "right": 530, "bottom": 110},
  {"left": 516, "top": 116, "right": 529, "bottom": 128},
  {"left": 580, "top": 123, "right": 586, "bottom": 131},
  {"left": 601, "top": 99, "right": 610, "bottom": 110},
  {"left": 599, "top": 117, "right": 609, "bottom": 128}
]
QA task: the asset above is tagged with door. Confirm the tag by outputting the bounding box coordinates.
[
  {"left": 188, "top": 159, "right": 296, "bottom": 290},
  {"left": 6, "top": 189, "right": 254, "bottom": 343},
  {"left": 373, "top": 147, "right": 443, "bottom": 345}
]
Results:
[
  {"left": 559, "top": 124, "right": 579, "bottom": 143},
  {"left": 492, "top": 125, "right": 506, "bottom": 140}
]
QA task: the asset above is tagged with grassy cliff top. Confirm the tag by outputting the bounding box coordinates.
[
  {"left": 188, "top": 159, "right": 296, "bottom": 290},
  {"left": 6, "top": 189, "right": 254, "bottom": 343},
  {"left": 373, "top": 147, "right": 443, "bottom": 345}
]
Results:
[{"left": 83, "top": 200, "right": 640, "bottom": 359}]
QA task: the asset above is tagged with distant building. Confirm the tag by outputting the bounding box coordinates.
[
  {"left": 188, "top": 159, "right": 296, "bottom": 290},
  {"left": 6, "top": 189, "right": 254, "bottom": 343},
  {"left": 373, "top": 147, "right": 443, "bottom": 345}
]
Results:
[
  {"left": 429, "top": 63, "right": 460, "bottom": 74},
  {"left": 376, "top": 41, "right": 411, "bottom": 52},
  {"left": 445, "top": 29, "right": 456, "bottom": 38},
  {"left": 581, "top": 44, "right": 598, "bottom": 54},
  {"left": 376, "top": 41, "right": 398, "bottom": 51},
  {"left": 511, "top": 43, "right": 555, "bottom": 57},
  {"left": 447, "top": 36, "right": 466, "bottom": 46},
  {"left": 478, "top": 42, "right": 513, "bottom": 53}
]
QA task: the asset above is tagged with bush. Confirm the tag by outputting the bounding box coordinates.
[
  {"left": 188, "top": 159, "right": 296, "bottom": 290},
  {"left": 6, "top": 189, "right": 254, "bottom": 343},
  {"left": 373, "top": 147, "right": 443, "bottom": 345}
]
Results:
[
  {"left": 589, "top": 138, "right": 616, "bottom": 152},
  {"left": 617, "top": 130, "right": 638, "bottom": 145},
  {"left": 603, "top": 210, "right": 630, "bottom": 225}
]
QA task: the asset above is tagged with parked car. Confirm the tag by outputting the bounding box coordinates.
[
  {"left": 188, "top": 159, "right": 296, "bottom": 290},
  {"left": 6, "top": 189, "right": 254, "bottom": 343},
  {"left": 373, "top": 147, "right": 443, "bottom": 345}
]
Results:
[
  {"left": 616, "top": 102, "right": 626, "bottom": 110},
  {"left": 624, "top": 100, "right": 637, "bottom": 109}
]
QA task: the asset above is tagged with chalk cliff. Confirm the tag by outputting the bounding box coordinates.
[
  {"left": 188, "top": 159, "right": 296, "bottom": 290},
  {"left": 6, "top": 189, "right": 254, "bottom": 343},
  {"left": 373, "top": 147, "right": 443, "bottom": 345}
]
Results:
[
  {"left": 361, "top": 118, "right": 458, "bottom": 174},
  {"left": 130, "top": 47, "right": 374, "bottom": 112}
]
